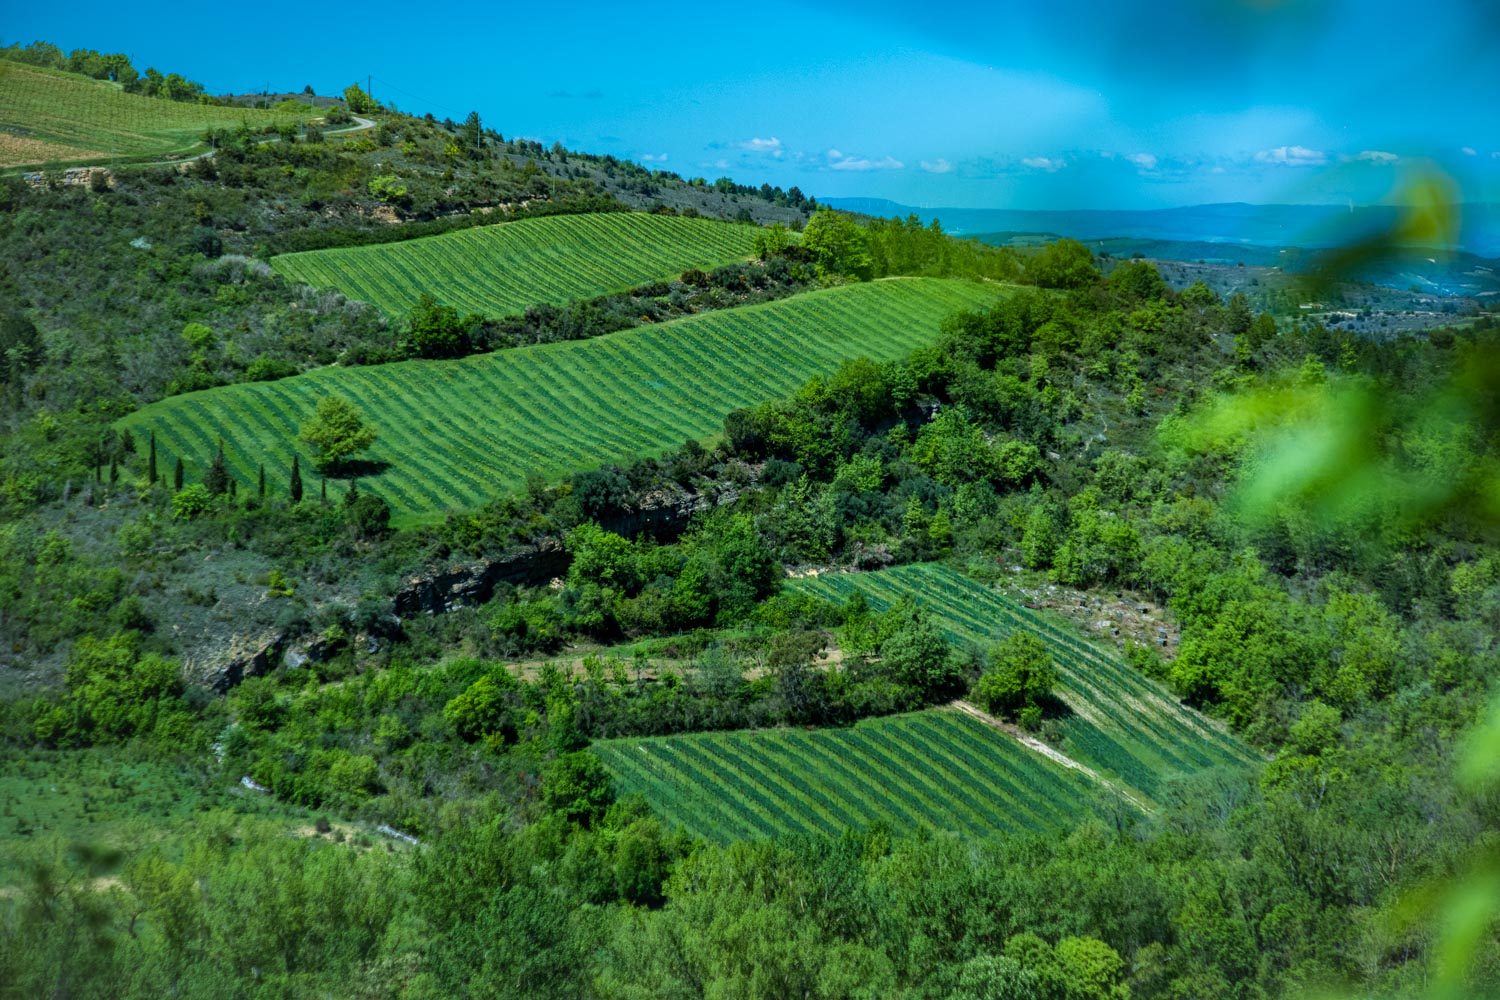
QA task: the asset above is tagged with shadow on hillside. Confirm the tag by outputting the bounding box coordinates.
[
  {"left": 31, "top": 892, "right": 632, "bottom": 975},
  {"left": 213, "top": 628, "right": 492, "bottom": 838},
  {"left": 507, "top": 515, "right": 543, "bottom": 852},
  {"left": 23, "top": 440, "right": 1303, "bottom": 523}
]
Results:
[{"left": 325, "top": 458, "right": 391, "bottom": 480}]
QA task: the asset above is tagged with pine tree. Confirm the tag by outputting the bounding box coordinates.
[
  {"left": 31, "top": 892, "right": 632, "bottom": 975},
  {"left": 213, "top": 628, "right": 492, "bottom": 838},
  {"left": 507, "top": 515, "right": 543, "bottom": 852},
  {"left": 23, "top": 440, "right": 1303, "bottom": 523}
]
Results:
[
  {"left": 204, "top": 441, "right": 229, "bottom": 496},
  {"left": 258, "top": 463, "right": 266, "bottom": 498},
  {"left": 173, "top": 457, "right": 184, "bottom": 490},
  {"left": 344, "top": 478, "right": 360, "bottom": 507},
  {"left": 147, "top": 432, "right": 158, "bottom": 485},
  {"left": 289, "top": 454, "right": 303, "bottom": 502}
]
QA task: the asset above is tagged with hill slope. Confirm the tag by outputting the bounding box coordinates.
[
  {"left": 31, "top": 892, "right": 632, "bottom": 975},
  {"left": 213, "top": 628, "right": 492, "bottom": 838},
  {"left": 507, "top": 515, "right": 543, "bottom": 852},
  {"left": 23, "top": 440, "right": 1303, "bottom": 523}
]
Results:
[
  {"left": 119, "top": 278, "right": 1006, "bottom": 522},
  {"left": 0, "top": 60, "right": 312, "bottom": 167},
  {"left": 270, "top": 213, "right": 774, "bottom": 320},
  {"left": 790, "top": 563, "right": 1260, "bottom": 806}
]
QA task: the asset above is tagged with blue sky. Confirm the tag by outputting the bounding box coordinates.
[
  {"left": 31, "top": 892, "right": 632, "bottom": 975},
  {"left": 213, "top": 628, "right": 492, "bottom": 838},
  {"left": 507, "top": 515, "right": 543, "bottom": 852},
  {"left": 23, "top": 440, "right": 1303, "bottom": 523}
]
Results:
[{"left": 6, "top": 0, "right": 1497, "bottom": 209}]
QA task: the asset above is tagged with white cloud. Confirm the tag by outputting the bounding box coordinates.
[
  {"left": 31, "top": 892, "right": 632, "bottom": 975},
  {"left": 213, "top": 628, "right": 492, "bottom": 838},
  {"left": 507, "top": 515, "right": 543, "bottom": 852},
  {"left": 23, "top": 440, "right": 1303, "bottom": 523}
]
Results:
[
  {"left": 1124, "top": 152, "right": 1158, "bottom": 171},
  {"left": 827, "top": 151, "right": 904, "bottom": 171},
  {"left": 1021, "top": 156, "right": 1066, "bottom": 172},
  {"left": 739, "top": 137, "right": 784, "bottom": 158},
  {"left": 1254, "top": 145, "right": 1327, "bottom": 166},
  {"left": 1462, "top": 146, "right": 1478, "bottom": 156},
  {"left": 640, "top": 153, "right": 668, "bottom": 163},
  {"left": 711, "top": 159, "right": 729, "bottom": 169},
  {"left": 920, "top": 158, "right": 953, "bottom": 174},
  {"left": 1352, "top": 150, "right": 1399, "bottom": 165}
]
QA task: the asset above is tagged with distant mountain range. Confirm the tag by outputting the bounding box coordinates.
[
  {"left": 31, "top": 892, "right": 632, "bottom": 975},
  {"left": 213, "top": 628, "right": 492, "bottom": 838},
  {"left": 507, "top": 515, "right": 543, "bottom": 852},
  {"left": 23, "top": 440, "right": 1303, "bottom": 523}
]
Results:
[{"left": 824, "top": 199, "right": 1500, "bottom": 259}]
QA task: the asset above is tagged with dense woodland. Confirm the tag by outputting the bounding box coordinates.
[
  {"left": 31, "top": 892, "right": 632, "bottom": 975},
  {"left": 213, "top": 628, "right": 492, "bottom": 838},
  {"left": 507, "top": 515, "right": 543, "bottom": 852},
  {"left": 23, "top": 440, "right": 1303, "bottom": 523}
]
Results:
[{"left": 2, "top": 59, "right": 1500, "bottom": 1000}]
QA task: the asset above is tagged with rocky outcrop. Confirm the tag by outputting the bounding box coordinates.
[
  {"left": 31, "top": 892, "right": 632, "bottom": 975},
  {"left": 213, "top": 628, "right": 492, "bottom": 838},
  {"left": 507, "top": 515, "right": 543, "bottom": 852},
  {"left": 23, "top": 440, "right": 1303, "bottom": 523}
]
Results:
[
  {"left": 201, "top": 630, "right": 291, "bottom": 693},
  {"left": 391, "top": 481, "right": 742, "bottom": 618},
  {"left": 202, "top": 481, "right": 745, "bottom": 692},
  {"left": 393, "top": 537, "right": 571, "bottom": 617}
]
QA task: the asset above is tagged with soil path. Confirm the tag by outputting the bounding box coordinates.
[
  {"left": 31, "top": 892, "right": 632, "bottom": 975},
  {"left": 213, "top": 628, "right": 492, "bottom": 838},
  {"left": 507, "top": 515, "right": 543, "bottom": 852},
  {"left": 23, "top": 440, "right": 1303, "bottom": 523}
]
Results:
[{"left": 949, "top": 699, "right": 1153, "bottom": 813}]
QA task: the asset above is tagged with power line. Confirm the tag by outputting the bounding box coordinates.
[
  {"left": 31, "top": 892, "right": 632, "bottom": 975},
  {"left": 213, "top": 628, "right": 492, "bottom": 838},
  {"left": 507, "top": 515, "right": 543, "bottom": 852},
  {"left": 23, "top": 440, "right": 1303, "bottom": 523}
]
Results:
[{"left": 369, "top": 75, "right": 465, "bottom": 117}]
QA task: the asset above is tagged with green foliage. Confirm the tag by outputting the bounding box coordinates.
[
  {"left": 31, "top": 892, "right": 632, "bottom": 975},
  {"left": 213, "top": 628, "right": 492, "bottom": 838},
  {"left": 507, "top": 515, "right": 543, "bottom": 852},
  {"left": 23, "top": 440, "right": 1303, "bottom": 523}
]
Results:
[
  {"left": 299, "top": 394, "right": 377, "bottom": 471},
  {"left": 1025, "top": 239, "right": 1099, "bottom": 289},
  {"left": 169, "top": 483, "right": 213, "bottom": 519},
  {"left": 973, "top": 631, "right": 1058, "bottom": 721},
  {"left": 366, "top": 172, "right": 409, "bottom": 205},
  {"left": 341, "top": 82, "right": 377, "bottom": 114},
  {"left": 801, "top": 208, "right": 875, "bottom": 280},
  {"left": 31, "top": 633, "right": 188, "bottom": 747},
  {"left": 544, "top": 750, "right": 615, "bottom": 827},
  {"left": 444, "top": 668, "right": 521, "bottom": 743},
  {"left": 405, "top": 292, "right": 478, "bottom": 358}
]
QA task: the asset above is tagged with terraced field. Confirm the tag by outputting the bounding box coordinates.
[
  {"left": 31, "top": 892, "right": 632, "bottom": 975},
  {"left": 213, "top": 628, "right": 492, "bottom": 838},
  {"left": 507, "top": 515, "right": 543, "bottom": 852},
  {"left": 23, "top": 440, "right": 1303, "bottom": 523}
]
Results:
[
  {"left": 270, "top": 213, "right": 770, "bottom": 320},
  {"left": 119, "top": 278, "right": 1005, "bottom": 523},
  {"left": 0, "top": 60, "right": 313, "bottom": 167},
  {"left": 792, "top": 564, "right": 1260, "bottom": 805},
  {"left": 593, "top": 707, "right": 1097, "bottom": 844},
  {"left": 597, "top": 564, "right": 1258, "bottom": 843}
]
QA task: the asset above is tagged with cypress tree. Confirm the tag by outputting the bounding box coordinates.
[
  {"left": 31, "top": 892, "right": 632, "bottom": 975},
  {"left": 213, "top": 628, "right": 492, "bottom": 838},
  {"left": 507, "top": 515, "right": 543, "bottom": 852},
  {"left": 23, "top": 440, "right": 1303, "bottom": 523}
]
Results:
[
  {"left": 258, "top": 463, "right": 266, "bottom": 498},
  {"left": 229, "top": 477, "right": 238, "bottom": 498},
  {"left": 108, "top": 457, "right": 118, "bottom": 485},
  {"left": 289, "top": 455, "right": 303, "bottom": 502},
  {"left": 344, "top": 478, "right": 360, "bottom": 507},
  {"left": 95, "top": 462, "right": 102, "bottom": 484},
  {"left": 205, "top": 441, "right": 229, "bottom": 496},
  {"left": 320, "top": 478, "right": 327, "bottom": 503},
  {"left": 173, "top": 457, "right": 184, "bottom": 490},
  {"left": 148, "top": 432, "right": 158, "bottom": 485}
]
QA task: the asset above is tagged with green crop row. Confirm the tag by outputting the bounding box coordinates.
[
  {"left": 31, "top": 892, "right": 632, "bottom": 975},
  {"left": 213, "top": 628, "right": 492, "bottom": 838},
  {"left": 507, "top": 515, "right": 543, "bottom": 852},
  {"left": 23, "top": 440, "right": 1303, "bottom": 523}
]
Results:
[
  {"left": 593, "top": 706, "right": 1097, "bottom": 844},
  {"left": 118, "top": 278, "right": 1006, "bottom": 523},
  {"left": 788, "top": 563, "right": 1259, "bottom": 806},
  {"left": 0, "top": 61, "right": 311, "bottom": 166},
  {"left": 270, "top": 212, "right": 772, "bottom": 320}
]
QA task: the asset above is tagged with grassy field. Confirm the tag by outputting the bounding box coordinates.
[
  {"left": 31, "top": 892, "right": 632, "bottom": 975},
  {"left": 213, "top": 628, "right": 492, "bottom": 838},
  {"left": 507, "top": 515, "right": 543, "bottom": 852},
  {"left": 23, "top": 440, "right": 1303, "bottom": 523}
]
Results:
[
  {"left": 791, "top": 564, "right": 1261, "bottom": 805},
  {"left": 270, "top": 213, "right": 772, "bottom": 320},
  {"left": 119, "top": 278, "right": 1005, "bottom": 523},
  {"left": 593, "top": 707, "right": 1098, "bottom": 843},
  {"left": 0, "top": 61, "right": 313, "bottom": 168},
  {"left": 0, "top": 749, "right": 323, "bottom": 885}
]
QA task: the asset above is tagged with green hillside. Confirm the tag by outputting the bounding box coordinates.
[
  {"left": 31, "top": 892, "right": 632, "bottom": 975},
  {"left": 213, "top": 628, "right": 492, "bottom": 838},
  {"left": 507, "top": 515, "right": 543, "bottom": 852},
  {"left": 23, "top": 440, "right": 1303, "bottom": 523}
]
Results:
[
  {"left": 791, "top": 564, "right": 1261, "bottom": 805},
  {"left": 119, "top": 278, "right": 1005, "bottom": 522},
  {"left": 594, "top": 707, "right": 1097, "bottom": 844},
  {"left": 599, "top": 563, "right": 1258, "bottom": 845},
  {"left": 270, "top": 213, "right": 772, "bottom": 320},
  {"left": 0, "top": 60, "right": 313, "bottom": 167}
]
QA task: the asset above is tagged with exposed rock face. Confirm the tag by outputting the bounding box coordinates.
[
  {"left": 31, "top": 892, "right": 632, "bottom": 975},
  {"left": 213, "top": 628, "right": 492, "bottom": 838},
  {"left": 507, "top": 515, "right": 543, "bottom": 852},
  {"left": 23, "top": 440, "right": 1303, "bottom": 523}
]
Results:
[
  {"left": 201, "top": 630, "right": 291, "bottom": 693},
  {"left": 394, "top": 538, "right": 570, "bottom": 617},
  {"left": 201, "top": 481, "right": 743, "bottom": 693}
]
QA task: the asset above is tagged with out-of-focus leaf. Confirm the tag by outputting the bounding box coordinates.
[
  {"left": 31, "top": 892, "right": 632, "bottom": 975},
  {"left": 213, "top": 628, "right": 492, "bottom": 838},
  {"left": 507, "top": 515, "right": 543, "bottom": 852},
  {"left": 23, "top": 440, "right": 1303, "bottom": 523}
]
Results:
[{"left": 1303, "top": 168, "right": 1462, "bottom": 294}]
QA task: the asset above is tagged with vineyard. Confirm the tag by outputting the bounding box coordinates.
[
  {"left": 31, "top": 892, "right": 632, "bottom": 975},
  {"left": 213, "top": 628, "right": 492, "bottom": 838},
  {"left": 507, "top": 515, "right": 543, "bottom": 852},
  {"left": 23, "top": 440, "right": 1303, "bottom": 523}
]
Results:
[
  {"left": 593, "top": 707, "right": 1098, "bottom": 843},
  {"left": 791, "top": 564, "right": 1261, "bottom": 806},
  {"left": 0, "top": 61, "right": 312, "bottom": 167},
  {"left": 270, "top": 213, "right": 771, "bottom": 320},
  {"left": 118, "top": 278, "right": 1006, "bottom": 522}
]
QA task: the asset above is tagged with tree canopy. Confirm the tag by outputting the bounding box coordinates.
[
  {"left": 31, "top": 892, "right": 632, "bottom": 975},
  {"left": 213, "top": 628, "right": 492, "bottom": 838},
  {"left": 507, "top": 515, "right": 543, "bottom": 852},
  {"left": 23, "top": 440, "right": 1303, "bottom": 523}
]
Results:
[{"left": 299, "top": 395, "right": 377, "bottom": 471}]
